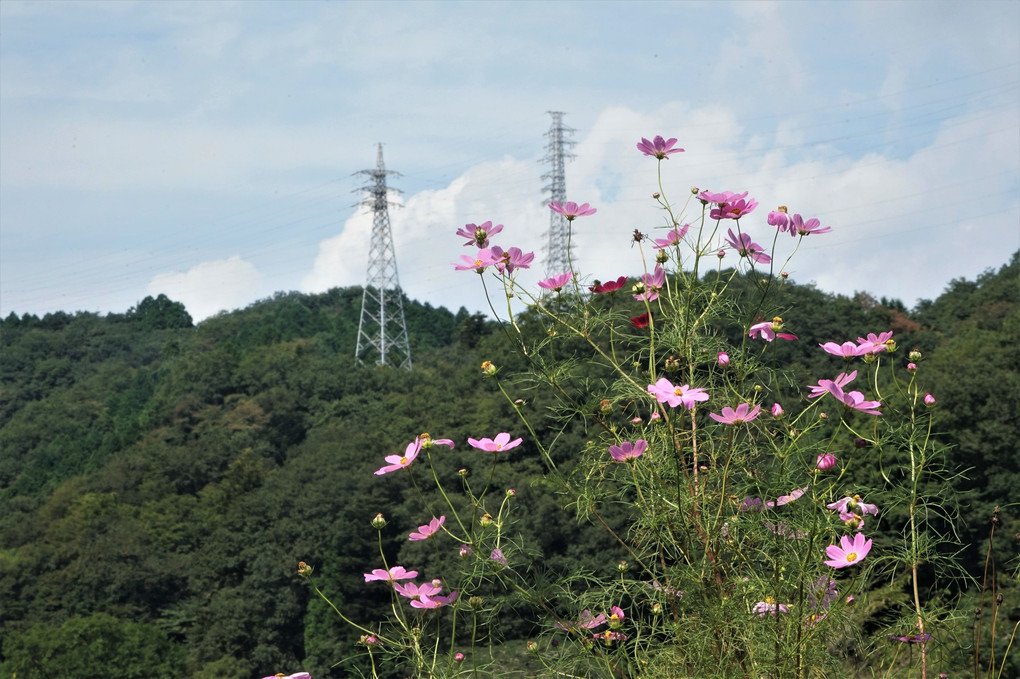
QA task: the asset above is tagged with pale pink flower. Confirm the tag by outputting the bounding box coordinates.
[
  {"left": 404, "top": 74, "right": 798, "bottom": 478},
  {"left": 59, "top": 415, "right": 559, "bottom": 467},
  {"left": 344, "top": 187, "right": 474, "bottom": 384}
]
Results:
[
  {"left": 790, "top": 213, "right": 832, "bottom": 236},
  {"left": 648, "top": 378, "right": 709, "bottom": 409},
  {"left": 752, "top": 600, "right": 790, "bottom": 617},
  {"left": 489, "top": 246, "right": 535, "bottom": 274},
  {"left": 826, "top": 382, "right": 882, "bottom": 416},
  {"left": 637, "top": 135, "right": 685, "bottom": 159},
  {"left": 712, "top": 198, "right": 758, "bottom": 221},
  {"left": 421, "top": 436, "right": 454, "bottom": 450},
  {"left": 807, "top": 370, "right": 857, "bottom": 398},
  {"left": 538, "top": 272, "right": 573, "bottom": 292},
  {"left": 549, "top": 200, "right": 597, "bottom": 221},
  {"left": 771, "top": 403, "right": 784, "bottom": 419},
  {"left": 632, "top": 265, "right": 666, "bottom": 301},
  {"left": 409, "top": 516, "right": 446, "bottom": 541},
  {"left": 924, "top": 393, "right": 936, "bottom": 406},
  {"left": 827, "top": 495, "right": 878, "bottom": 516},
  {"left": 490, "top": 548, "right": 507, "bottom": 567},
  {"left": 375, "top": 438, "right": 422, "bottom": 475},
  {"left": 717, "top": 352, "right": 730, "bottom": 366},
  {"left": 364, "top": 566, "right": 419, "bottom": 583},
  {"left": 824, "top": 533, "right": 872, "bottom": 568},
  {"left": 820, "top": 341, "right": 868, "bottom": 358},
  {"left": 458, "top": 544, "right": 472, "bottom": 558},
  {"left": 608, "top": 606, "right": 625, "bottom": 628},
  {"left": 413, "top": 591, "right": 459, "bottom": 609},
  {"left": 453, "top": 248, "right": 497, "bottom": 273},
  {"left": 768, "top": 209, "right": 793, "bottom": 232},
  {"left": 725, "top": 228, "right": 770, "bottom": 263},
  {"left": 776, "top": 486, "right": 809, "bottom": 506},
  {"left": 594, "top": 630, "right": 628, "bottom": 644},
  {"left": 709, "top": 403, "right": 762, "bottom": 425},
  {"left": 698, "top": 190, "right": 747, "bottom": 205},
  {"left": 261, "top": 673, "right": 311, "bottom": 679},
  {"left": 394, "top": 580, "right": 442, "bottom": 600},
  {"left": 609, "top": 439, "right": 647, "bottom": 462},
  {"left": 456, "top": 221, "right": 504, "bottom": 248},
  {"left": 749, "top": 321, "right": 798, "bottom": 342},
  {"left": 468, "top": 432, "right": 523, "bottom": 452},
  {"left": 840, "top": 511, "right": 865, "bottom": 530},
  {"left": 652, "top": 225, "right": 690, "bottom": 249}
]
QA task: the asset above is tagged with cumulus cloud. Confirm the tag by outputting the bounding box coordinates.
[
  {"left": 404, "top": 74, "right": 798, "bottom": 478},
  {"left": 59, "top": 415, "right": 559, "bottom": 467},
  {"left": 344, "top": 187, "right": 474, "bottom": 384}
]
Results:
[{"left": 148, "top": 255, "right": 262, "bottom": 322}]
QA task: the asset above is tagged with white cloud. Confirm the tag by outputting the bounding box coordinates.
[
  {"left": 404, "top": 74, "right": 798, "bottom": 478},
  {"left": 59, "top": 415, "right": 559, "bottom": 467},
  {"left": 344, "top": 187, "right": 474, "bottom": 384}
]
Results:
[{"left": 148, "top": 255, "right": 263, "bottom": 322}]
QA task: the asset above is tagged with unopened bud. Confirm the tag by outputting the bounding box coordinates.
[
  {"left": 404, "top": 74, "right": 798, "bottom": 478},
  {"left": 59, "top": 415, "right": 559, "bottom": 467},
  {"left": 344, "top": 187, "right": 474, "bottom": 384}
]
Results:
[
  {"left": 359, "top": 634, "right": 379, "bottom": 646},
  {"left": 655, "top": 249, "right": 669, "bottom": 264},
  {"left": 454, "top": 652, "right": 465, "bottom": 663},
  {"left": 819, "top": 412, "right": 828, "bottom": 420},
  {"left": 854, "top": 437, "right": 870, "bottom": 448},
  {"left": 617, "top": 560, "right": 629, "bottom": 573},
  {"left": 664, "top": 356, "right": 682, "bottom": 373},
  {"left": 816, "top": 453, "right": 837, "bottom": 471},
  {"left": 458, "top": 468, "right": 468, "bottom": 476},
  {"left": 480, "top": 513, "right": 493, "bottom": 528},
  {"left": 459, "top": 544, "right": 472, "bottom": 559},
  {"left": 481, "top": 361, "right": 498, "bottom": 376},
  {"left": 908, "top": 349, "right": 923, "bottom": 362},
  {"left": 513, "top": 399, "right": 525, "bottom": 407},
  {"left": 717, "top": 352, "right": 730, "bottom": 367},
  {"left": 884, "top": 339, "right": 897, "bottom": 353},
  {"left": 777, "top": 205, "right": 788, "bottom": 214},
  {"left": 780, "top": 271, "right": 789, "bottom": 279},
  {"left": 771, "top": 403, "right": 784, "bottom": 419},
  {"left": 691, "top": 186, "right": 700, "bottom": 195},
  {"left": 923, "top": 393, "right": 935, "bottom": 406},
  {"left": 652, "top": 192, "right": 661, "bottom": 199},
  {"left": 599, "top": 398, "right": 613, "bottom": 415},
  {"left": 371, "top": 513, "right": 387, "bottom": 530},
  {"left": 863, "top": 352, "right": 877, "bottom": 364},
  {"left": 527, "top": 640, "right": 539, "bottom": 654},
  {"left": 651, "top": 602, "right": 662, "bottom": 614},
  {"left": 469, "top": 596, "right": 483, "bottom": 609},
  {"left": 770, "top": 316, "right": 784, "bottom": 331},
  {"left": 717, "top": 249, "right": 726, "bottom": 259},
  {"left": 907, "top": 362, "right": 917, "bottom": 372},
  {"left": 506, "top": 488, "right": 516, "bottom": 497},
  {"left": 297, "top": 561, "right": 313, "bottom": 577}
]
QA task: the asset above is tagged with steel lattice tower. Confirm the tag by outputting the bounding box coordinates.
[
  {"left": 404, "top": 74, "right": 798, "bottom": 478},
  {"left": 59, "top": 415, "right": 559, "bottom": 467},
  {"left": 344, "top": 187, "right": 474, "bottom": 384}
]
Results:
[
  {"left": 355, "top": 144, "right": 412, "bottom": 370},
  {"left": 540, "top": 111, "right": 577, "bottom": 276}
]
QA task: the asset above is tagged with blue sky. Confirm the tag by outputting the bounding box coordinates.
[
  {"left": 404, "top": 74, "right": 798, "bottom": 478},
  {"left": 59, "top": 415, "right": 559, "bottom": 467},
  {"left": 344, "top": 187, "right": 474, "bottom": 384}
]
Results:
[{"left": 2, "top": 0, "right": 1018, "bottom": 321}]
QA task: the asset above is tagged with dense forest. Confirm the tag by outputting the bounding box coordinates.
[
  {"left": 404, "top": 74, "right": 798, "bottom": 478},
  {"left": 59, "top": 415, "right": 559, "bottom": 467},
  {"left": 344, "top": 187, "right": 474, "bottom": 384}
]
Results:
[{"left": 0, "top": 252, "right": 1017, "bottom": 678}]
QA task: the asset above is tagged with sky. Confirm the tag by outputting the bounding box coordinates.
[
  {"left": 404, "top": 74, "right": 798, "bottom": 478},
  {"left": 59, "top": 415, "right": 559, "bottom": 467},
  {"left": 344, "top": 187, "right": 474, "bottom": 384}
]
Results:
[{"left": 2, "top": 0, "right": 1018, "bottom": 323}]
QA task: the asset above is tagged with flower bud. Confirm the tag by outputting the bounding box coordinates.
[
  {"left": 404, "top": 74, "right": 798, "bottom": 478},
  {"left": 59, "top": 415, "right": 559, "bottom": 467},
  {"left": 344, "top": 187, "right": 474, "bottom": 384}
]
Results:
[
  {"left": 469, "top": 596, "right": 484, "bottom": 609},
  {"left": 717, "top": 249, "right": 726, "bottom": 259},
  {"left": 480, "top": 513, "right": 493, "bottom": 528},
  {"left": 652, "top": 192, "right": 660, "bottom": 199},
  {"left": 506, "top": 488, "right": 516, "bottom": 497},
  {"left": 359, "top": 634, "right": 379, "bottom": 646},
  {"left": 599, "top": 398, "right": 613, "bottom": 415},
  {"left": 884, "top": 339, "right": 897, "bottom": 353},
  {"left": 458, "top": 468, "right": 468, "bottom": 476},
  {"left": 854, "top": 437, "right": 870, "bottom": 448},
  {"left": 371, "top": 513, "right": 387, "bottom": 530},
  {"left": 664, "top": 356, "right": 681, "bottom": 373},
  {"left": 845, "top": 595, "right": 855, "bottom": 605},
  {"left": 717, "top": 352, "right": 730, "bottom": 367},
  {"left": 651, "top": 602, "right": 662, "bottom": 614},
  {"left": 655, "top": 249, "right": 669, "bottom": 264},
  {"left": 527, "top": 640, "right": 539, "bottom": 654},
  {"left": 770, "top": 316, "right": 784, "bottom": 331},
  {"left": 908, "top": 349, "right": 923, "bottom": 362},
  {"left": 816, "top": 453, "right": 836, "bottom": 471},
  {"left": 481, "top": 361, "right": 498, "bottom": 377},
  {"left": 649, "top": 411, "right": 661, "bottom": 422},
  {"left": 907, "top": 362, "right": 917, "bottom": 372},
  {"left": 863, "top": 352, "right": 877, "bottom": 364},
  {"left": 617, "top": 560, "right": 629, "bottom": 573},
  {"left": 454, "top": 652, "right": 465, "bottom": 663},
  {"left": 819, "top": 412, "right": 828, "bottom": 420},
  {"left": 297, "top": 561, "right": 313, "bottom": 577},
  {"left": 459, "top": 544, "right": 472, "bottom": 559},
  {"left": 780, "top": 271, "right": 789, "bottom": 279},
  {"left": 771, "top": 403, "right": 784, "bottom": 419},
  {"left": 924, "top": 393, "right": 935, "bottom": 406},
  {"left": 513, "top": 398, "right": 525, "bottom": 407},
  {"left": 691, "top": 186, "right": 700, "bottom": 195},
  {"left": 777, "top": 205, "right": 788, "bottom": 214}
]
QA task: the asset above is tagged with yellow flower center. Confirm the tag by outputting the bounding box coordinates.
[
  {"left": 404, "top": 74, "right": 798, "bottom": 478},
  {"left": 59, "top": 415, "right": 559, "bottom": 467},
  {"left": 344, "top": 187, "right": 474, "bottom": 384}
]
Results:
[
  {"left": 846, "top": 552, "right": 858, "bottom": 562},
  {"left": 400, "top": 457, "right": 408, "bottom": 465},
  {"left": 474, "top": 259, "right": 483, "bottom": 266},
  {"left": 673, "top": 387, "right": 684, "bottom": 396}
]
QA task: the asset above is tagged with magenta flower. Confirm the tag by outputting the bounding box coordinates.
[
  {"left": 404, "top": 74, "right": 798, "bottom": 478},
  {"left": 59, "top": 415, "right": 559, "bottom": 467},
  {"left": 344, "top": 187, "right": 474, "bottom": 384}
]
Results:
[
  {"left": 590, "top": 276, "right": 627, "bottom": 294},
  {"left": 790, "top": 213, "right": 832, "bottom": 237},
  {"left": 827, "top": 495, "right": 878, "bottom": 516},
  {"left": 807, "top": 370, "right": 857, "bottom": 398},
  {"left": 775, "top": 486, "right": 808, "bottom": 506},
  {"left": 421, "top": 435, "right": 455, "bottom": 450},
  {"left": 887, "top": 633, "right": 932, "bottom": 643},
  {"left": 414, "top": 591, "right": 459, "bottom": 609},
  {"left": 711, "top": 197, "right": 758, "bottom": 221},
  {"left": 490, "top": 548, "right": 507, "bottom": 567},
  {"left": 752, "top": 600, "right": 790, "bottom": 617},
  {"left": 632, "top": 265, "right": 666, "bottom": 301},
  {"left": 749, "top": 320, "right": 798, "bottom": 342},
  {"left": 609, "top": 439, "right": 647, "bottom": 462},
  {"left": 771, "top": 403, "right": 784, "bottom": 419},
  {"left": 857, "top": 331, "right": 893, "bottom": 355},
  {"left": 648, "top": 378, "right": 709, "bottom": 409},
  {"left": 456, "top": 221, "right": 504, "bottom": 248},
  {"left": 538, "top": 272, "right": 573, "bottom": 292},
  {"left": 824, "top": 532, "right": 872, "bottom": 568},
  {"left": 820, "top": 341, "right": 868, "bottom": 358},
  {"left": 549, "top": 200, "right": 597, "bottom": 221},
  {"left": 394, "top": 580, "right": 442, "bottom": 600},
  {"left": 768, "top": 209, "right": 793, "bottom": 232},
  {"left": 409, "top": 516, "right": 446, "bottom": 541},
  {"left": 816, "top": 453, "right": 837, "bottom": 471},
  {"left": 364, "top": 566, "right": 419, "bottom": 583},
  {"left": 630, "top": 311, "right": 653, "bottom": 328},
  {"left": 637, "top": 135, "right": 685, "bottom": 159},
  {"left": 725, "top": 228, "right": 771, "bottom": 264},
  {"left": 468, "top": 432, "right": 523, "bottom": 452},
  {"left": 653, "top": 225, "right": 690, "bottom": 249},
  {"left": 453, "top": 248, "right": 496, "bottom": 273},
  {"left": 698, "top": 190, "right": 747, "bottom": 205},
  {"left": 375, "top": 438, "right": 422, "bottom": 475},
  {"left": 826, "top": 382, "right": 882, "bottom": 416},
  {"left": 924, "top": 393, "right": 936, "bottom": 406},
  {"left": 709, "top": 403, "right": 762, "bottom": 425},
  {"left": 608, "top": 606, "right": 625, "bottom": 628},
  {"left": 489, "top": 246, "right": 535, "bottom": 274}
]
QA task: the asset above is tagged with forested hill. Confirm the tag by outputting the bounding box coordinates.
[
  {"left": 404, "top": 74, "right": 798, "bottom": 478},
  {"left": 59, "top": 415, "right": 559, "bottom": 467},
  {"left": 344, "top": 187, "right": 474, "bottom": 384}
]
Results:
[{"left": 0, "top": 253, "right": 1016, "bottom": 679}]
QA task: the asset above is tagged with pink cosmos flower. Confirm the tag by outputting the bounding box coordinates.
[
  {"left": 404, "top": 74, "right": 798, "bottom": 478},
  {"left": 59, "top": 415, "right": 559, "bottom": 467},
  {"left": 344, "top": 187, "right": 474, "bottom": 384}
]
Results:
[
  {"left": 414, "top": 591, "right": 459, "bottom": 609},
  {"left": 590, "top": 276, "right": 627, "bottom": 294},
  {"left": 768, "top": 209, "right": 793, "bottom": 232},
  {"left": 698, "top": 190, "right": 748, "bottom": 205},
  {"left": 771, "top": 403, "right": 784, "bottom": 418},
  {"left": 261, "top": 673, "right": 311, "bottom": 679},
  {"left": 824, "top": 532, "right": 872, "bottom": 568},
  {"left": 924, "top": 393, "right": 936, "bottom": 406},
  {"left": 364, "top": 566, "right": 419, "bottom": 583},
  {"left": 820, "top": 341, "right": 869, "bottom": 358},
  {"left": 807, "top": 370, "right": 857, "bottom": 398},
  {"left": 453, "top": 248, "right": 496, "bottom": 273},
  {"left": 538, "top": 272, "right": 573, "bottom": 292},
  {"left": 490, "top": 548, "right": 507, "bottom": 567},
  {"left": 555, "top": 610, "right": 607, "bottom": 631},
  {"left": 816, "top": 453, "right": 837, "bottom": 471},
  {"left": 709, "top": 403, "right": 762, "bottom": 425},
  {"left": 632, "top": 265, "right": 665, "bottom": 301},
  {"left": 608, "top": 606, "right": 625, "bottom": 628},
  {"left": 489, "top": 246, "right": 535, "bottom": 274},
  {"left": 549, "top": 200, "right": 597, "bottom": 221},
  {"left": 827, "top": 495, "right": 878, "bottom": 516},
  {"left": 456, "top": 221, "right": 504, "bottom": 248},
  {"left": 775, "top": 486, "right": 808, "bottom": 506},
  {"left": 594, "top": 630, "right": 628, "bottom": 644},
  {"left": 637, "top": 135, "right": 685, "bottom": 159},
  {"left": 752, "top": 600, "right": 790, "bottom": 617},
  {"left": 725, "top": 228, "right": 771, "bottom": 264},
  {"left": 826, "top": 382, "right": 882, "bottom": 416},
  {"left": 467, "top": 432, "right": 523, "bottom": 452},
  {"left": 648, "top": 378, "right": 709, "bottom": 409},
  {"left": 790, "top": 213, "right": 832, "bottom": 237},
  {"left": 749, "top": 320, "right": 798, "bottom": 342},
  {"left": 394, "top": 580, "right": 442, "bottom": 600},
  {"left": 840, "top": 511, "right": 865, "bottom": 530},
  {"left": 375, "top": 438, "right": 422, "bottom": 475},
  {"left": 712, "top": 197, "right": 759, "bottom": 221},
  {"left": 409, "top": 516, "right": 446, "bottom": 541},
  {"left": 652, "top": 225, "right": 690, "bottom": 249},
  {"left": 420, "top": 435, "right": 455, "bottom": 450},
  {"left": 609, "top": 439, "right": 647, "bottom": 462},
  {"left": 887, "top": 633, "right": 932, "bottom": 643}
]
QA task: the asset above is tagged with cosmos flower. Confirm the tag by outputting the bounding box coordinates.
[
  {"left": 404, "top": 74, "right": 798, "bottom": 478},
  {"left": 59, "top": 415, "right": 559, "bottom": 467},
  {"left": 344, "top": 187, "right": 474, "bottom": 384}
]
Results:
[
  {"left": 455, "top": 221, "right": 504, "bottom": 248},
  {"left": 790, "top": 213, "right": 832, "bottom": 236},
  {"left": 725, "top": 228, "right": 770, "bottom": 263},
  {"left": 590, "top": 276, "right": 628, "bottom": 294},
  {"left": 453, "top": 248, "right": 497, "bottom": 273},
  {"left": 538, "top": 272, "right": 573, "bottom": 292},
  {"left": 712, "top": 198, "right": 759, "bottom": 221},
  {"left": 827, "top": 495, "right": 878, "bottom": 516},
  {"left": 648, "top": 378, "right": 709, "bottom": 409},
  {"left": 408, "top": 516, "right": 446, "bottom": 541},
  {"left": 609, "top": 439, "right": 647, "bottom": 462},
  {"left": 775, "top": 486, "right": 809, "bottom": 506},
  {"left": 489, "top": 246, "right": 535, "bottom": 274},
  {"left": 824, "top": 533, "right": 873, "bottom": 568},
  {"left": 709, "top": 403, "right": 762, "bottom": 425},
  {"left": 375, "top": 438, "right": 422, "bottom": 475},
  {"left": 807, "top": 370, "right": 857, "bottom": 398},
  {"left": 698, "top": 190, "right": 748, "bottom": 205},
  {"left": 467, "top": 433, "right": 523, "bottom": 453},
  {"left": 749, "top": 319, "right": 798, "bottom": 341},
  {"left": 752, "top": 599, "right": 790, "bottom": 617},
  {"left": 549, "top": 200, "right": 597, "bottom": 221},
  {"left": 820, "top": 341, "right": 869, "bottom": 358},
  {"left": 364, "top": 566, "right": 419, "bottom": 583},
  {"left": 826, "top": 382, "right": 883, "bottom": 416},
  {"left": 637, "top": 135, "right": 684, "bottom": 159},
  {"left": 633, "top": 265, "right": 666, "bottom": 301},
  {"left": 652, "top": 225, "right": 690, "bottom": 249},
  {"left": 631, "top": 311, "right": 653, "bottom": 328},
  {"left": 490, "top": 549, "right": 507, "bottom": 567},
  {"left": 887, "top": 633, "right": 932, "bottom": 643}
]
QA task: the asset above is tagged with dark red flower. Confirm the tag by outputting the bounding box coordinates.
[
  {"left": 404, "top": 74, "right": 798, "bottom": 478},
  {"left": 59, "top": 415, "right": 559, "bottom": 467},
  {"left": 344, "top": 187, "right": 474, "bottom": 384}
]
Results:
[
  {"left": 631, "top": 312, "right": 653, "bottom": 329},
  {"left": 590, "top": 276, "right": 628, "bottom": 294}
]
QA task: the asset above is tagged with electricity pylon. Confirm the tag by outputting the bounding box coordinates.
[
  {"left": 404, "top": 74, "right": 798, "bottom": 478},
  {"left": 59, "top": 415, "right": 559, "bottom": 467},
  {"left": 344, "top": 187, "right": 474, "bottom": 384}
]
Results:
[
  {"left": 355, "top": 143, "right": 412, "bottom": 370},
  {"left": 540, "top": 111, "right": 577, "bottom": 275}
]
